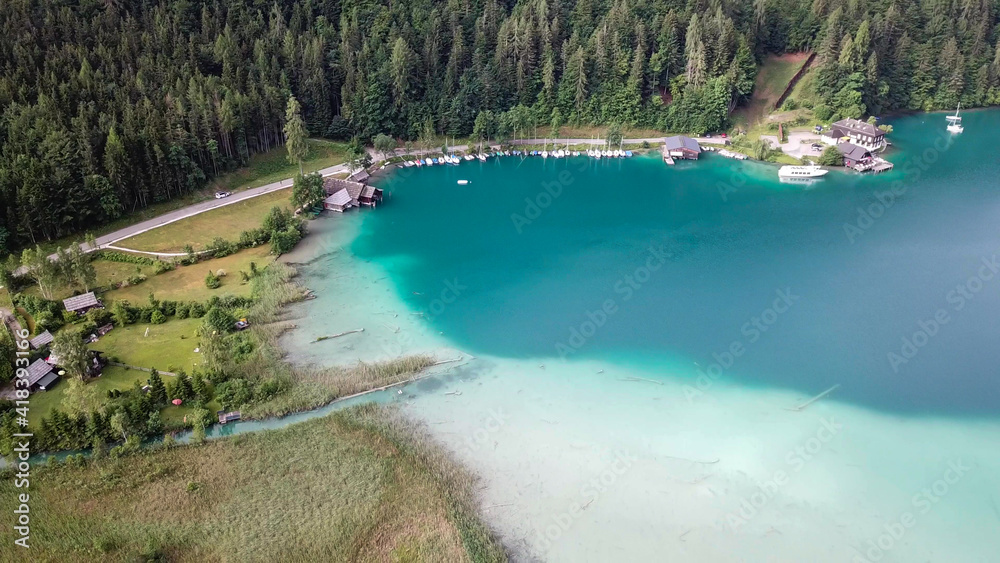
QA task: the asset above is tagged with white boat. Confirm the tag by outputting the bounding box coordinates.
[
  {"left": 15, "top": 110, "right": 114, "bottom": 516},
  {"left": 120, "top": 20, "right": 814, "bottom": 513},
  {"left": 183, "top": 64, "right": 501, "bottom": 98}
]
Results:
[
  {"left": 477, "top": 154, "right": 486, "bottom": 162},
  {"left": 573, "top": 151, "right": 580, "bottom": 157},
  {"left": 541, "top": 150, "right": 548, "bottom": 158},
  {"left": 457, "top": 180, "right": 470, "bottom": 185},
  {"left": 403, "top": 160, "right": 414, "bottom": 167},
  {"left": 778, "top": 165, "right": 829, "bottom": 179},
  {"left": 424, "top": 158, "right": 433, "bottom": 166},
  {"left": 464, "top": 154, "right": 475, "bottom": 161},
  {"left": 946, "top": 103, "right": 963, "bottom": 133}
]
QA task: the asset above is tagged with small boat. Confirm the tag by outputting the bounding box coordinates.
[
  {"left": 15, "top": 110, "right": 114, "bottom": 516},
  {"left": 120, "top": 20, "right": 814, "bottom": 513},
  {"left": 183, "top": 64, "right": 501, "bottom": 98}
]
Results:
[
  {"left": 464, "top": 154, "right": 475, "bottom": 161},
  {"left": 477, "top": 154, "right": 487, "bottom": 162},
  {"left": 624, "top": 150, "right": 633, "bottom": 157},
  {"left": 424, "top": 158, "right": 433, "bottom": 165},
  {"left": 541, "top": 150, "right": 548, "bottom": 158},
  {"left": 946, "top": 103, "right": 963, "bottom": 133},
  {"left": 573, "top": 151, "right": 580, "bottom": 157},
  {"left": 778, "top": 165, "right": 829, "bottom": 179},
  {"left": 414, "top": 159, "right": 422, "bottom": 166},
  {"left": 457, "top": 180, "right": 470, "bottom": 185}
]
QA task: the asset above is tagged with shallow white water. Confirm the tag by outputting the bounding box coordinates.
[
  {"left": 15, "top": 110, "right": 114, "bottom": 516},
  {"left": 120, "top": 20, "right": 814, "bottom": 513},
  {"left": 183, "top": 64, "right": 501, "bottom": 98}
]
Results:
[{"left": 281, "top": 215, "right": 1000, "bottom": 562}]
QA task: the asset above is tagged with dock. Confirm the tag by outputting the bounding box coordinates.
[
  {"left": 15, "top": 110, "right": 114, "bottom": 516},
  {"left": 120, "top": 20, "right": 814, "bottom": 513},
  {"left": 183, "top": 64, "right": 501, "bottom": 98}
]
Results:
[{"left": 853, "top": 157, "right": 894, "bottom": 174}]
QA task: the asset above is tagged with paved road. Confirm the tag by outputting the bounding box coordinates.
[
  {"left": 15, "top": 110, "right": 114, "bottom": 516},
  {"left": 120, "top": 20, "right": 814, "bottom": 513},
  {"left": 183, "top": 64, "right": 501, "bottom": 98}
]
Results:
[{"left": 16, "top": 136, "right": 672, "bottom": 270}]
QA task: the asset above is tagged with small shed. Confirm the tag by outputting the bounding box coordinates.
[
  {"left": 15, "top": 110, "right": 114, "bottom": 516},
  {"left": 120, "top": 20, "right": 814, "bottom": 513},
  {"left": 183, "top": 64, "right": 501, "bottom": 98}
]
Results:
[
  {"left": 837, "top": 142, "right": 872, "bottom": 167},
  {"left": 324, "top": 189, "right": 353, "bottom": 212},
  {"left": 24, "top": 358, "right": 57, "bottom": 392},
  {"left": 29, "top": 330, "right": 54, "bottom": 350},
  {"left": 663, "top": 136, "right": 702, "bottom": 160},
  {"left": 349, "top": 169, "right": 370, "bottom": 183},
  {"left": 63, "top": 291, "right": 102, "bottom": 314}
]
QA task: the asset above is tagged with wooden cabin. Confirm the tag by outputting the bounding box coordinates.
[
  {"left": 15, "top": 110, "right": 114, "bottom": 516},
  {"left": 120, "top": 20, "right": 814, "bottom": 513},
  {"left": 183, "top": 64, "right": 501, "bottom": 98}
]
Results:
[
  {"left": 63, "top": 291, "right": 102, "bottom": 315},
  {"left": 25, "top": 358, "right": 58, "bottom": 393}
]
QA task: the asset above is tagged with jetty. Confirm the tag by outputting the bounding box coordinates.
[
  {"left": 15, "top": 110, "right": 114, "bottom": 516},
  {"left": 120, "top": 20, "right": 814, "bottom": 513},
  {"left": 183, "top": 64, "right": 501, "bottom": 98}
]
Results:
[{"left": 853, "top": 157, "right": 894, "bottom": 174}]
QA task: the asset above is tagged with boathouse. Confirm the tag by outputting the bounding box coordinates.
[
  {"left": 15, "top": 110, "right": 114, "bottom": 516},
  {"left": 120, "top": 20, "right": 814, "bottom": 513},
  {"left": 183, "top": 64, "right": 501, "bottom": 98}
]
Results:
[
  {"left": 322, "top": 177, "right": 383, "bottom": 210},
  {"left": 837, "top": 142, "right": 872, "bottom": 167},
  {"left": 63, "top": 291, "right": 102, "bottom": 315},
  {"left": 323, "top": 189, "right": 353, "bottom": 212},
  {"left": 823, "top": 119, "right": 886, "bottom": 151},
  {"left": 663, "top": 136, "right": 701, "bottom": 160}
]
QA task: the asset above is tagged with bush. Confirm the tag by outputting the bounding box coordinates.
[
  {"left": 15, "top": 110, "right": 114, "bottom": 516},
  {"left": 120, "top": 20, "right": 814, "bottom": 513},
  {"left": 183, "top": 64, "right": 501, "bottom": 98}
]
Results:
[
  {"left": 813, "top": 104, "right": 833, "bottom": 121},
  {"left": 189, "top": 303, "right": 206, "bottom": 318},
  {"left": 270, "top": 225, "right": 302, "bottom": 255},
  {"left": 97, "top": 251, "right": 155, "bottom": 266},
  {"left": 781, "top": 98, "right": 799, "bottom": 111},
  {"left": 153, "top": 260, "right": 175, "bottom": 274},
  {"left": 206, "top": 237, "right": 239, "bottom": 258},
  {"left": 818, "top": 145, "right": 843, "bottom": 166},
  {"left": 62, "top": 310, "right": 79, "bottom": 324},
  {"left": 203, "top": 306, "right": 235, "bottom": 334},
  {"left": 175, "top": 303, "right": 189, "bottom": 319},
  {"left": 86, "top": 308, "right": 112, "bottom": 326},
  {"left": 161, "top": 300, "right": 177, "bottom": 316},
  {"left": 238, "top": 227, "right": 271, "bottom": 248},
  {"left": 125, "top": 274, "right": 146, "bottom": 286},
  {"left": 204, "top": 271, "right": 221, "bottom": 289},
  {"left": 150, "top": 310, "right": 166, "bottom": 324}
]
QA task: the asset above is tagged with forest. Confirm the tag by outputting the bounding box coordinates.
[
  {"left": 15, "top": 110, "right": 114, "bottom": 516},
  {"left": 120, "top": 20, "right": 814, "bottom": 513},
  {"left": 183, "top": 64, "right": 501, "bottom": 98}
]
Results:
[{"left": 1, "top": 0, "right": 998, "bottom": 253}]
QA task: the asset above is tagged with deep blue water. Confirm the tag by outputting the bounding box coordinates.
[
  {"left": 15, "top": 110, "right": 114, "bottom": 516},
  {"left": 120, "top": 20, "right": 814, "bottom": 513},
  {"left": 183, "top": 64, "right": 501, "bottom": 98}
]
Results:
[{"left": 354, "top": 111, "right": 1000, "bottom": 417}]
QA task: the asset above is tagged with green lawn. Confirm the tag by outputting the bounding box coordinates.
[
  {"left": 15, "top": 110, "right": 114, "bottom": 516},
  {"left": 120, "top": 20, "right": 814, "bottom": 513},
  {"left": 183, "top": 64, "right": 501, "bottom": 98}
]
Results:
[
  {"left": 105, "top": 246, "right": 274, "bottom": 304},
  {"left": 27, "top": 365, "right": 221, "bottom": 431},
  {"left": 117, "top": 189, "right": 292, "bottom": 252},
  {"left": 90, "top": 317, "right": 204, "bottom": 374},
  {"left": 26, "top": 365, "right": 151, "bottom": 428}
]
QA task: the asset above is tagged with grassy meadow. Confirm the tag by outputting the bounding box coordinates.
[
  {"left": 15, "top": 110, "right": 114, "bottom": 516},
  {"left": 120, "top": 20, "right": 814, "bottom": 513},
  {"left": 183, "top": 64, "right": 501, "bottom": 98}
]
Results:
[
  {"left": 117, "top": 190, "right": 293, "bottom": 253},
  {"left": 105, "top": 246, "right": 274, "bottom": 303},
  {"left": 0, "top": 405, "right": 507, "bottom": 562}
]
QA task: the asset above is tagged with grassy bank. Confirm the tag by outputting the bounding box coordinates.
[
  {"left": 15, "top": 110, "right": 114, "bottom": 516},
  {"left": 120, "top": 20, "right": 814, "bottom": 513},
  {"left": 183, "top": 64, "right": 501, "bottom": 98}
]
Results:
[
  {"left": 0, "top": 404, "right": 507, "bottom": 562},
  {"left": 117, "top": 190, "right": 293, "bottom": 253}
]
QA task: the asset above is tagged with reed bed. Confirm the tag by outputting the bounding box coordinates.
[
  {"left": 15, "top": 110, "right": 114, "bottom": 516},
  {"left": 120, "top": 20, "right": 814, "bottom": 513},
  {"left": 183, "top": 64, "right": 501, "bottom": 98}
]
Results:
[{"left": 0, "top": 405, "right": 508, "bottom": 562}]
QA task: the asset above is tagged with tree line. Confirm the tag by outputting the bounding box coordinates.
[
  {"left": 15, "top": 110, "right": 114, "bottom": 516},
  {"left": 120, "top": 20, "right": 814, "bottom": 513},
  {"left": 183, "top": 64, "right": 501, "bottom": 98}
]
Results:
[{"left": 2, "top": 0, "right": 998, "bottom": 255}]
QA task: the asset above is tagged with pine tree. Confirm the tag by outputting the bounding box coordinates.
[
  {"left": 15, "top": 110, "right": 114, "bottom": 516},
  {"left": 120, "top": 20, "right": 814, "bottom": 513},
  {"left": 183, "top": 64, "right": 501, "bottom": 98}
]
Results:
[
  {"left": 283, "top": 96, "right": 309, "bottom": 174},
  {"left": 148, "top": 369, "right": 168, "bottom": 407}
]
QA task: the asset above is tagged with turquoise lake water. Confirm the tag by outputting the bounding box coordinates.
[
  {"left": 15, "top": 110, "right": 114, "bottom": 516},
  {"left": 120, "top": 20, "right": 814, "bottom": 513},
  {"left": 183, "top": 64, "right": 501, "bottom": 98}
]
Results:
[{"left": 353, "top": 111, "right": 1000, "bottom": 418}]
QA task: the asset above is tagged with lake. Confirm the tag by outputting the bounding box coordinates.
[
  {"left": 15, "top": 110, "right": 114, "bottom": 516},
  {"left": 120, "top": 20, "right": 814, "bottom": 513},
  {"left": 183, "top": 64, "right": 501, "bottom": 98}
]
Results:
[{"left": 281, "top": 111, "right": 1000, "bottom": 561}]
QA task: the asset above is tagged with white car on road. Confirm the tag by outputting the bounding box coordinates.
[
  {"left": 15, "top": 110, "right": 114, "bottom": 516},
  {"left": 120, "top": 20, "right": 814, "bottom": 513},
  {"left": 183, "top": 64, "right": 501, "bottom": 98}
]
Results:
[{"left": 214, "top": 191, "right": 231, "bottom": 199}]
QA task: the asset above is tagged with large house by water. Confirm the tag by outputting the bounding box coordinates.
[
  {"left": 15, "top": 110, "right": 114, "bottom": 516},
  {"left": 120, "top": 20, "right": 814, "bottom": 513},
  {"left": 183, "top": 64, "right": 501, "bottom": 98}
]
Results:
[{"left": 822, "top": 118, "right": 886, "bottom": 151}]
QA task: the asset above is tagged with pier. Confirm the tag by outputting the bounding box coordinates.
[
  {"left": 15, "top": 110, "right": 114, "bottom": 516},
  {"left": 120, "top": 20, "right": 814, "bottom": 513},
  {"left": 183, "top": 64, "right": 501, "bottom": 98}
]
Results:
[{"left": 853, "top": 157, "right": 894, "bottom": 174}]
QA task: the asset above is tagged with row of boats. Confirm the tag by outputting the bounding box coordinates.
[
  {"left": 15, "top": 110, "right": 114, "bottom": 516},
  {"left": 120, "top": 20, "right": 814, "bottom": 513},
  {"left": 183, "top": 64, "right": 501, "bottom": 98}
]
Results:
[{"left": 401, "top": 148, "right": 635, "bottom": 167}]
